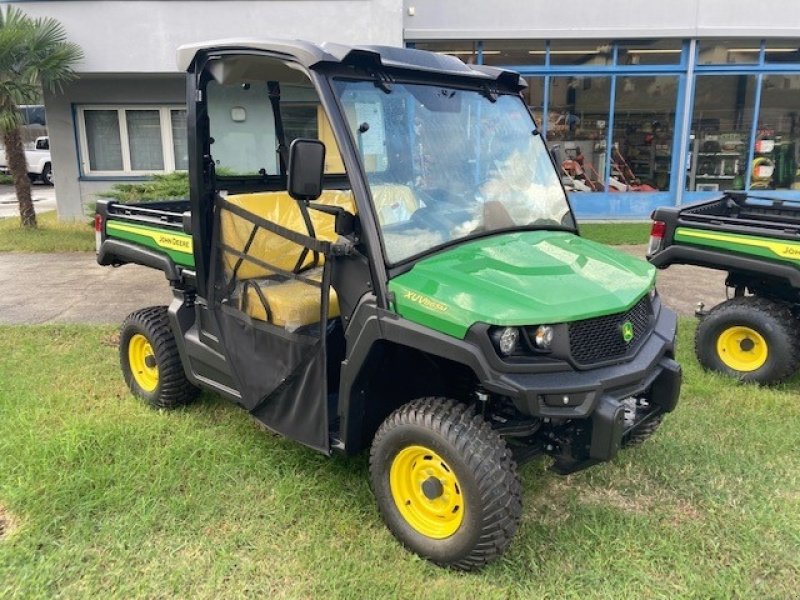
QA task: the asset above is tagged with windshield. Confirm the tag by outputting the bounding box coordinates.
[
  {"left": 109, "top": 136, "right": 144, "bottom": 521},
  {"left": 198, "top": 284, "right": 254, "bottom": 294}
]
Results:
[{"left": 332, "top": 79, "right": 574, "bottom": 264}]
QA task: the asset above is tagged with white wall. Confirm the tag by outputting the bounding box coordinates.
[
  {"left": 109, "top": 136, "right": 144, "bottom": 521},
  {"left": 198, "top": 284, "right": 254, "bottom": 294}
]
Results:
[
  {"left": 404, "top": 0, "right": 800, "bottom": 40},
  {"left": 9, "top": 0, "right": 404, "bottom": 73}
]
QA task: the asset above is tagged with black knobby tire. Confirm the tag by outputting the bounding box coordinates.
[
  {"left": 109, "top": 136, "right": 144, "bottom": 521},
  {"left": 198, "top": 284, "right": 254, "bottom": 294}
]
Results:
[
  {"left": 370, "top": 398, "right": 522, "bottom": 571},
  {"left": 694, "top": 296, "right": 800, "bottom": 384},
  {"left": 622, "top": 414, "right": 664, "bottom": 448},
  {"left": 120, "top": 306, "right": 200, "bottom": 408},
  {"left": 41, "top": 163, "right": 53, "bottom": 185}
]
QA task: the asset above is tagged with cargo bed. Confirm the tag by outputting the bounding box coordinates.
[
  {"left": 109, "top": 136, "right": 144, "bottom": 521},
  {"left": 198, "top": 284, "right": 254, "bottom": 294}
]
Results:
[
  {"left": 95, "top": 199, "right": 194, "bottom": 283},
  {"left": 648, "top": 193, "right": 800, "bottom": 294}
]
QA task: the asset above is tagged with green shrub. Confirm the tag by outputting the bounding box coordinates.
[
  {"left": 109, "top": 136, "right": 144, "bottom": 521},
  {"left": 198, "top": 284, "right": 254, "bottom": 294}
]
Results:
[{"left": 100, "top": 172, "right": 189, "bottom": 203}]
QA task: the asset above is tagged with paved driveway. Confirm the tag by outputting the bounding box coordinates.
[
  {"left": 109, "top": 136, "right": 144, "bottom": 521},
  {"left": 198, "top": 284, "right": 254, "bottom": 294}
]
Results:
[
  {"left": 616, "top": 245, "right": 727, "bottom": 316},
  {"left": 0, "top": 183, "right": 56, "bottom": 218},
  {"left": 0, "top": 253, "right": 171, "bottom": 324},
  {"left": 0, "top": 248, "right": 726, "bottom": 325}
]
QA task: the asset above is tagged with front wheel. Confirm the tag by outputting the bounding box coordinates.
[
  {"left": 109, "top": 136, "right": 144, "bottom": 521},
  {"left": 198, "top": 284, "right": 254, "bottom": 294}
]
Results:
[
  {"left": 695, "top": 296, "right": 800, "bottom": 384},
  {"left": 370, "top": 398, "right": 522, "bottom": 570},
  {"left": 622, "top": 414, "right": 664, "bottom": 447}
]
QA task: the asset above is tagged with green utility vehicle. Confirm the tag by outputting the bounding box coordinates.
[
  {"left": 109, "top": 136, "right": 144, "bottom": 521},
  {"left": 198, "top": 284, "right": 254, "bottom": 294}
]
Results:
[
  {"left": 650, "top": 193, "right": 800, "bottom": 383},
  {"left": 97, "top": 40, "right": 681, "bottom": 569}
]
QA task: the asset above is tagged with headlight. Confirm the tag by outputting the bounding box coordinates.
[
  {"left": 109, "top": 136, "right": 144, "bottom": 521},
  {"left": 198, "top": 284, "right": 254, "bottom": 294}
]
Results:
[
  {"left": 532, "top": 325, "right": 554, "bottom": 350},
  {"left": 490, "top": 326, "right": 520, "bottom": 356}
]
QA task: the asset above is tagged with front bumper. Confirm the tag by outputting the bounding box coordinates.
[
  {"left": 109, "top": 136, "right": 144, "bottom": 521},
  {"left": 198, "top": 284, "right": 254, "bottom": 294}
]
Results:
[
  {"left": 481, "top": 305, "right": 681, "bottom": 472},
  {"left": 483, "top": 303, "right": 680, "bottom": 420}
]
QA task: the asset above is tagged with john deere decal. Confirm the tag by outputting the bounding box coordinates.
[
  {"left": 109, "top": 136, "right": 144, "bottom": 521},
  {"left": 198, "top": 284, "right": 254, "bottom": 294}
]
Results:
[{"left": 621, "top": 320, "right": 634, "bottom": 343}]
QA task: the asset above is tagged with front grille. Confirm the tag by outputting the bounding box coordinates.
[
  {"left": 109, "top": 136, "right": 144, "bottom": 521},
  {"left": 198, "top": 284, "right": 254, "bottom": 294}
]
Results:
[{"left": 568, "top": 295, "right": 653, "bottom": 365}]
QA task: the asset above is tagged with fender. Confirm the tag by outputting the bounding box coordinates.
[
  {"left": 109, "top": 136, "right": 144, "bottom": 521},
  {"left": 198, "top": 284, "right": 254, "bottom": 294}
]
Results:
[{"left": 97, "top": 238, "right": 181, "bottom": 282}]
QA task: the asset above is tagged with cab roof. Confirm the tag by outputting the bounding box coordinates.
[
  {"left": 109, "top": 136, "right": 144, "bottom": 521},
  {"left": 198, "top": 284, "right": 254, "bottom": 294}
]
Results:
[{"left": 176, "top": 38, "right": 525, "bottom": 90}]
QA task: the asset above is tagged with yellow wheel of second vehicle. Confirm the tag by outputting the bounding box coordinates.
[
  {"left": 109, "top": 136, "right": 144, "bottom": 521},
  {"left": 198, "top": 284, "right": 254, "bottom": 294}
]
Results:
[
  {"left": 716, "top": 326, "right": 768, "bottom": 372},
  {"left": 128, "top": 333, "right": 159, "bottom": 392},
  {"left": 389, "top": 445, "right": 465, "bottom": 539}
]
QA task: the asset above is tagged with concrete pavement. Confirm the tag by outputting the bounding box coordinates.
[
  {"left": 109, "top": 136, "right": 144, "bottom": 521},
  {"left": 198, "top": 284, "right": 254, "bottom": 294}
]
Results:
[
  {"left": 0, "top": 247, "right": 726, "bottom": 325},
  {"left": 0, "top": 253, "right": 171, "bottom": 324},
  {"left": 617, "top": 245, "right": 727, "bottom": 317}
]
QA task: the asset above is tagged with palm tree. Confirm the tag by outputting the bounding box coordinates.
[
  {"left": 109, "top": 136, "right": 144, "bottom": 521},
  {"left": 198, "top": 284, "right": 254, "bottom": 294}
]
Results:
[{"left": 0, "top": 7, "right": 82, "bottom": 228}]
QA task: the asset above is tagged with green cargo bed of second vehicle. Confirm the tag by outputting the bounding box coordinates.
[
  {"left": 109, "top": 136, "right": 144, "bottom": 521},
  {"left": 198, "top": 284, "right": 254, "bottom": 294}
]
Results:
[
  {"left": 674, "top": 226, "right": 800, "bottom": 267},
  {"left": 649, "top": 192, "right": 800, "bottom": 385}
]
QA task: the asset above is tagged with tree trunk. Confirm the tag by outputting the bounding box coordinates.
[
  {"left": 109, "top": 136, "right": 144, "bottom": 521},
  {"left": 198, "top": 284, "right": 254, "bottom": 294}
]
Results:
[{"left": 2, "top": 127, "right": 36, "bottom": 228}]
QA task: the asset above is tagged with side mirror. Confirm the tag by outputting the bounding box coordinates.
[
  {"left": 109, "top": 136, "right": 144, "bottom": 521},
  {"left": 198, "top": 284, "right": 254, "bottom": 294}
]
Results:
[{"left": 287, "top": 138, "right": 325, "bottom": 201}]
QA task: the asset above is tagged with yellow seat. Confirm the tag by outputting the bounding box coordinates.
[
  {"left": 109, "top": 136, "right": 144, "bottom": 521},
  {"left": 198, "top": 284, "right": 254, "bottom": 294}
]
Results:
[
  {"left": 219, "top": 185, "right": 418, "bottom": 327},
  {"left": 220, "top": 189, "right": 356, "bottom": 280},
  {"left": 240, "top": 268, "right": 339, "bottom": 329},
  {"left": 372, "top": 184, "right": 420, "bottom": 225},
  {"left": 220, "top": 190, "right": 354, "bottom": 327}
]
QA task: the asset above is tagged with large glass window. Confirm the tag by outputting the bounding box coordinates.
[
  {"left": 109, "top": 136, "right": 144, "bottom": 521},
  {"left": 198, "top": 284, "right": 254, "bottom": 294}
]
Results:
[
  {"left": 170, "top": 109, "right": 188, "bottom": 171},
  {"left": 83, "top": 109, "right": 123, "bottom": 172},
  {"left": 206, "top": 77, "right": 346, "bottom": 178},
  {"left": 522, "top": 77, "right": 545, "bottom": 128},
  {"left": 207, "top": 82, "right": 277, "bottom": 175},
  {"left": 765, "top": 39, "right": 800, "bottom": 63},
  {"left": 687, "top": 75, "right": 757, "bottom": 192},
  {"left": 750, "top": 75, "right": 800, "bottom": 190},
  {"left": 282, "top": 103, "right": 318, "bottom": 143},
  {"left": 549, "top": 40, "right": 613, "bottom": 66},
  {"left": 412, "top": 41, "right": 478, "bottom": 64},
  {"left": 548, "top": 76, "right": 611, "bottom": 192},
  {"left": 698, "top": 40, "right": 760, "bottom": 65},
  {"left": 612, "top": 76, "right": 678, "bottom": 191},
  {"left": 126, "top": 110, "right": 164, "bottom": 171},
  {"left": 21, "top": 105, "right": 46, "bottom": 126},
  {"left": 617, "top": 40, "right": 683, "bottom": 66},
  {"left": 482, "top": 40, "right": 545, "bottom": 66},
  {"left": 79, "top": 106, "right": 185, "bottom": 175}
]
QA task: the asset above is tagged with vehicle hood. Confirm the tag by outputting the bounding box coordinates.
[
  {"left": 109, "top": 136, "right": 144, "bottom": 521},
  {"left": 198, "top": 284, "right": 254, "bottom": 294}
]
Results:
[{"left": 388, "top": 230, "right": 655, "bottom": 338}]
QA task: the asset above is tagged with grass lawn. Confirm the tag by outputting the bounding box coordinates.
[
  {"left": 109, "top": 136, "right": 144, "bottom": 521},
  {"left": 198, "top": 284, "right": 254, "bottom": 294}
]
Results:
[
  {"left": 0, "top": 211, "right": 94, "bottom": 253},
  {"left": 1, "top": 325, "right": 799, "bottom": 598},
  {"left": 578, "top": 222, "right": 650, "bottom": 246}
]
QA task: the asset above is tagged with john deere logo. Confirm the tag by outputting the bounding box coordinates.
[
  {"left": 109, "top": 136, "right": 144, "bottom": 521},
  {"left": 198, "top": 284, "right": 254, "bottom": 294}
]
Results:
[{"left": 621, "top": 321, "right": 634, "bottom": 344}]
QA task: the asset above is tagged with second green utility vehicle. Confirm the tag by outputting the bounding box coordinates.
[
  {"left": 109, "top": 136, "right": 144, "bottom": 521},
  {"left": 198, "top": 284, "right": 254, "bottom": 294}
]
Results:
[
  {"left": 96, "top": 40, "right": 681, "bottom": 569},
  {"left": 649, "top": 192, "right": 800, "bottom": 383}
]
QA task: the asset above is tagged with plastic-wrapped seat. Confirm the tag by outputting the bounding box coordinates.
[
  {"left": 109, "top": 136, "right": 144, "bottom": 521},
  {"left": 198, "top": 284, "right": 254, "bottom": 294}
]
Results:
[
  {"left": 219, "top": 189, "right": 355, "bottom": 328},
  {"left": 238, "top": 266, "right": 339, "bottom": 329},
  {"left": 219, "top": 185, "right": 419, "bottom": 328}
]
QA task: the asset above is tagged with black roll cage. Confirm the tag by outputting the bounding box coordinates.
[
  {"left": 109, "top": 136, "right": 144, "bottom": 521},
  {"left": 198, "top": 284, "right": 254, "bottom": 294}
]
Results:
[{"left": 186, "top": 49, "right": 391, "bottom": 307}]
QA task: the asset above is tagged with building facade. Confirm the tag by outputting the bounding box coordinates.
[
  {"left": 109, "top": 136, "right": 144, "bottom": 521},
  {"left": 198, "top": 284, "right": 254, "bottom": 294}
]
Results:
[{"left": 10, "top": 0, "right": 800, "bottom": 219}]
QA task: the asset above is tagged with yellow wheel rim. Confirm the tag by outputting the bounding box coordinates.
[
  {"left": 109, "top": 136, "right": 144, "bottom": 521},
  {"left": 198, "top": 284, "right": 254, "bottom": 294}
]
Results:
[
  {"left": 389, "top": 445, "right": 465, "bottom": 539},
  {"left": 716, "top": 326, "right": 768, "bottom": 372},
  {"left": 128, "top": 333, "right": 159, "bottom": 392}
]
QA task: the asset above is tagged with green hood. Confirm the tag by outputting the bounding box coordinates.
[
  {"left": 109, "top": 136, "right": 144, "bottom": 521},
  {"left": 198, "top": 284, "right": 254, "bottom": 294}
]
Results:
[{"left": 388, "top": 231, "right": 655, "bottom": 339}]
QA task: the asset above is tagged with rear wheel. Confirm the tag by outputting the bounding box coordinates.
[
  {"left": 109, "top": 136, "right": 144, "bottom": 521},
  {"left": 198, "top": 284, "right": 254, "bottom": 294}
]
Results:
[
  {"left": 120, "top": 306, "right": 200, "bottom": 408},
  {"left": 695, "top": 296, "right": 800, "bottom": 384},
  {"left": 370, "top": 398, "right": 522, "bottom": 570}
]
